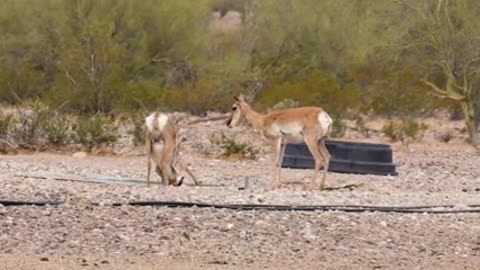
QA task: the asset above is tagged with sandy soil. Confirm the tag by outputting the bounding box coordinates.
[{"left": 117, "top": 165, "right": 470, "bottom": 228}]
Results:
[{"left": 1, "top": 116, "right": 480, "bottom": 269}]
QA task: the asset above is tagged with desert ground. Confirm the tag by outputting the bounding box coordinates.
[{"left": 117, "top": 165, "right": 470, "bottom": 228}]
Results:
[{"left": 1, "top": 115, "right": 480, "bottom": 269}]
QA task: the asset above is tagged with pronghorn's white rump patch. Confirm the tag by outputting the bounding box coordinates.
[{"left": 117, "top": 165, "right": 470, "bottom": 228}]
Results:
[
  {"left": 145, "top": 113, "right": 169, "bottom": 132},
  {"left": 318, "top": 111, "right": 333, "bottom": 134}
]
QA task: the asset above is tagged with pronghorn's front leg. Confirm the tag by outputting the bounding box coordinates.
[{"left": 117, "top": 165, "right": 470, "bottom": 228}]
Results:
[
  {"left": 277, "top": 141, "right": 287, "bottom": 183},
  {"left": 145, "top": 130, "right": 153, "bottom": 187},
  {"left": 272, "top": 137, "right": 283, "bottom": 189},
  {"left": 179, "top": 161, "right": 199, "bottom": 186}
]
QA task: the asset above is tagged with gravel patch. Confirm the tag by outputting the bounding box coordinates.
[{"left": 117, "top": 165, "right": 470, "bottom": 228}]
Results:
[{"left": 1, "top": 117, "right": 480, "bottom": 269}]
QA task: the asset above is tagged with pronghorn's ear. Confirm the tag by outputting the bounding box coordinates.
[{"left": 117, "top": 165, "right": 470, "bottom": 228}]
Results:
[{"left": 238, "top": 94, "right": 245, "bottom": 101}]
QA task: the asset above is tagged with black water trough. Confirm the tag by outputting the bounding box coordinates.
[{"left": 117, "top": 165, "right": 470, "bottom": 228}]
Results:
[{"left": 282, "top": 140, "right": 397, "bottom": 176}]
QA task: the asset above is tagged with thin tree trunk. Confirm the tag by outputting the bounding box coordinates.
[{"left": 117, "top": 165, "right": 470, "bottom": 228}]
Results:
[{"left": 460, "top": 99, "right": 479, "bottom": 146}]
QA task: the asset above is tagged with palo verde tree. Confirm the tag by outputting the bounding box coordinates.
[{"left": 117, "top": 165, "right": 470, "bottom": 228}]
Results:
[{"left": 393, "top": 0, "right": 480, "bottom": 145}]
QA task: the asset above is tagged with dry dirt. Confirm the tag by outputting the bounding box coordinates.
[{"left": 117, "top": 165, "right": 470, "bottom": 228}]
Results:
[{"left": 1, "top": 115, "right": 480, "bottom": 270}]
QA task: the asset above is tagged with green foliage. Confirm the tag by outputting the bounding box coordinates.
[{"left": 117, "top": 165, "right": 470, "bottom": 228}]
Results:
[
  {"left": 354, "top": 115, "right": 371, "bottom": 138},
  {"left": 11, "top": 101, "right": 52, "bottom": 149},
  {"left": 0, "top": 0, "right": 478, "bottom": 125},
  {"left": 330, "top": 114, "right": 346, "bottom": 138},
  {"left": 128, "top": 113, "right": 147, "bottom": 147},
  {"left": 5, "top": 101, "right": 72, "bottom": 148},
  {"left": 271, "top": 99, "right": 300, "bottom": 110},
  {"left": 44, "top": 115, "right": 72, "bottom": 146},
  {"left": 210, "top": 132, "right": 259, "bottom": 160},
  {"left": 0, "top": 113, "right": 14, "bottom": 138},
  {"left": 72, "top": 115, "right": 119, "bottom": 150},
  {"left": 257, "top": 70, "right": 363, "bottom": 117},
  {"left": 382, "top": 118, "right": 428, "bottom": 143}
]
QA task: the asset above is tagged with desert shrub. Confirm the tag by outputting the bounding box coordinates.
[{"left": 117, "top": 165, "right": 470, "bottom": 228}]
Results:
[
  {"left": 382, "top": 118, "right": 427, "bottom": 143},
  {"left": 330, "top": 114, "right": 346, "bottom": 138},
  {"left": 210, "top": 132, "right": 259, "bottom": 160},
  {"left": 271, "top": 98, "right": 300, "bottom": 110},
  {"left": 0, "top": 113, "right": 14, "bottom": 138},
  {"left": 10, "top": 101, "right": 52, "bottom": 149},
  {"left": 437, "top": 129, "right": 454, "bottom": 143},
  {"left": 128, "top": 113, "right": 147, "bottom": 146},
  {"left": 44, "top": 115, "right": 72, "bottom": 146},
  {"left": 2, "top": 102, "right": 76, "bottom": 149},
  {"left": 354, "top": 115, "right": 371, "bottom": 138},
  {"left": 72, "top": 115, "right": 119, "bottom": 150},
  {"left": 257, "top": 70, "right": 363, "bottom": 118}
]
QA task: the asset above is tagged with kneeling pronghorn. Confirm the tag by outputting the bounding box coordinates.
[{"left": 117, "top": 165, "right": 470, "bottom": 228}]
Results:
[
  {"left": 227, "top": 94, "right": 332, "bottom": 189},
  {"left": 145, "top": 112, "right": 198, "bottom": 186}
]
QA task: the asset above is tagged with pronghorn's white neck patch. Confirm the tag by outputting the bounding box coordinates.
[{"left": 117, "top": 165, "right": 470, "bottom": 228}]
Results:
[{"left": 145, "top": 113, "right": 169, "bottom": 132}]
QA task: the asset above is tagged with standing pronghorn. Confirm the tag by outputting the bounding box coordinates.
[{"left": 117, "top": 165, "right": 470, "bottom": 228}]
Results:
[
  {"left": 145, "top": 112, "right": 199, "bottom": 186},
  {"left": 226, "top": 94, "right": 333, "bottom": 189}
]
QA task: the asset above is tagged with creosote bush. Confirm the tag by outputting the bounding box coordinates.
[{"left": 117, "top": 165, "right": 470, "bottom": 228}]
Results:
[
  {"left": 0, "top": 112, "right": 14, "bottom": 138},
  {"left": 72, "top": 115, "right": 119, "bottom": 150},
  {"left": 210, "top": 132, "right": 259, "bottom": 160},
  {"left": 382, "top": 118, "right": 427, "bottom": 144},
  {"left": 128, "top": 113, "right": 147, "bottom": 147},
  {"left": 10, "top": 101, "right": 53, "bottom": 149}
]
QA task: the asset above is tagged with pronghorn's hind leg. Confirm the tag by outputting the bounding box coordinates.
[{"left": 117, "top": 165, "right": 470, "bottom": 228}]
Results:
[
  {"left": 302, "top": 129, "right": 325, "bottom": 190},
  {"left": 317, "top": 138, "right": 331, "bottom": 189}
]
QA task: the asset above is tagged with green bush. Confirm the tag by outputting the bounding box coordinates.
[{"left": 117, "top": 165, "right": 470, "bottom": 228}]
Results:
[
  {"left": 128, "top": 113, "right": 147, "bottom": 146},
  {"left": 354, "top": 115, "right": 371, "bottom": 138},
  {"left": 382, "top": 118, "right": 427, "bottom": 143},
  {"left": 257, "top": 70, "right": 363, "bottom": 118},
  {"left": 330, "top": 114, "right": 346, "bottom": 138},
  {"left": 44, "top": 115, "right": 72, "bottom": 146},
  {"left": 0, "top": 113, "right": 14, "bottom": 138},
  {"left": 10, "top": 101, "right": 52, "bottom": 149},
  {"left": 210, "top": 132, "right": 259, "bottom": 160},
  {"left": 72, "top": 115, "right": 119, "bottom": 150}
]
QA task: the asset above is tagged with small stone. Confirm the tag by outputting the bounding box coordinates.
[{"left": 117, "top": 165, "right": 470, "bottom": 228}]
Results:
[
  {"left": 118, "top": 234, "right": 130, "bottom": 242},
  {"left": 73, "top": 152, "right": 88, "bottom": 158},
  {"left": 40, "top": 257, "right": 49, "bottom": 262}
]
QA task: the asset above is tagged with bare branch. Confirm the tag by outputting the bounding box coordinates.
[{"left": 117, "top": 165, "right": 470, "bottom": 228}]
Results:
[
  {"left": 64, "top": 69, "right": 81, "bottom": 90},
  {"left": 7, "top": 83, "right": 24, "bottom": 104},
  {"left": 422, "top": 78, "right": 465, "bottom": 101},
  {"left": 151, "top": 57, "right": 172, "bottom": 64},
  {"left": 263, "top": 36, "right": 289, "bottom": 74}
]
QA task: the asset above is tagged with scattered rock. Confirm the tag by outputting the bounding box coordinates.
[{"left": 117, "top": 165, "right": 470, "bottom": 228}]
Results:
[{"left": 72, "top": 152, "right": 88, "bottom": 158}]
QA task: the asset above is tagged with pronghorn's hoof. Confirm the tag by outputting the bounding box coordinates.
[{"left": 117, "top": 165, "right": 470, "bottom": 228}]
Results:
[
  {"left": 319, "top": 183, "right": 328, "bottom": 190},
  {"left": 175, "top": 176, "right": 185, "bottom": 187}
]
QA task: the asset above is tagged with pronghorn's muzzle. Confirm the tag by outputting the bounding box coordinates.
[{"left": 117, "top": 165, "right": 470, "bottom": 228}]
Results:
[{"left": 226, "top": 117, "right": 232, "bottom": 127}]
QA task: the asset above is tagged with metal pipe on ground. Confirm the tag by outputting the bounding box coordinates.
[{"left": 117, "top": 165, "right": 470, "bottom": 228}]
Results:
[{"left": 2, "top": 200, "right": 480, "bottom": 214}]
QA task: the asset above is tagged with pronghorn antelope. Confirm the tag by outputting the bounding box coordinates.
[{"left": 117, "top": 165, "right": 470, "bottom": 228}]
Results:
[
  {"left": 226, "top": 94, "right": 333, "bottom": 189},
  {"left": 145, "top": 112, "right": 199, "bottom": 186}
]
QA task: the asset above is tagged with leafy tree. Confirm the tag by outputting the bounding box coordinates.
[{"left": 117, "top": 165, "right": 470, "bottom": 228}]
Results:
[{"left": 391, "top": 0, "right": 480, "bottom": 145}]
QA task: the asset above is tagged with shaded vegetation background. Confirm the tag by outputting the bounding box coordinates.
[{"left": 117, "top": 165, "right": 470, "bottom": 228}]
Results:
[{"left": 1, "top": 0, "right": 480, "bottom": 142}]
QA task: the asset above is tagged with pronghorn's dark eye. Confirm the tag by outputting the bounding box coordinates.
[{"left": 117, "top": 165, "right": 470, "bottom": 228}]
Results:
[{"left": 232, "top": 107, "right": 237, "bottom": 111}]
